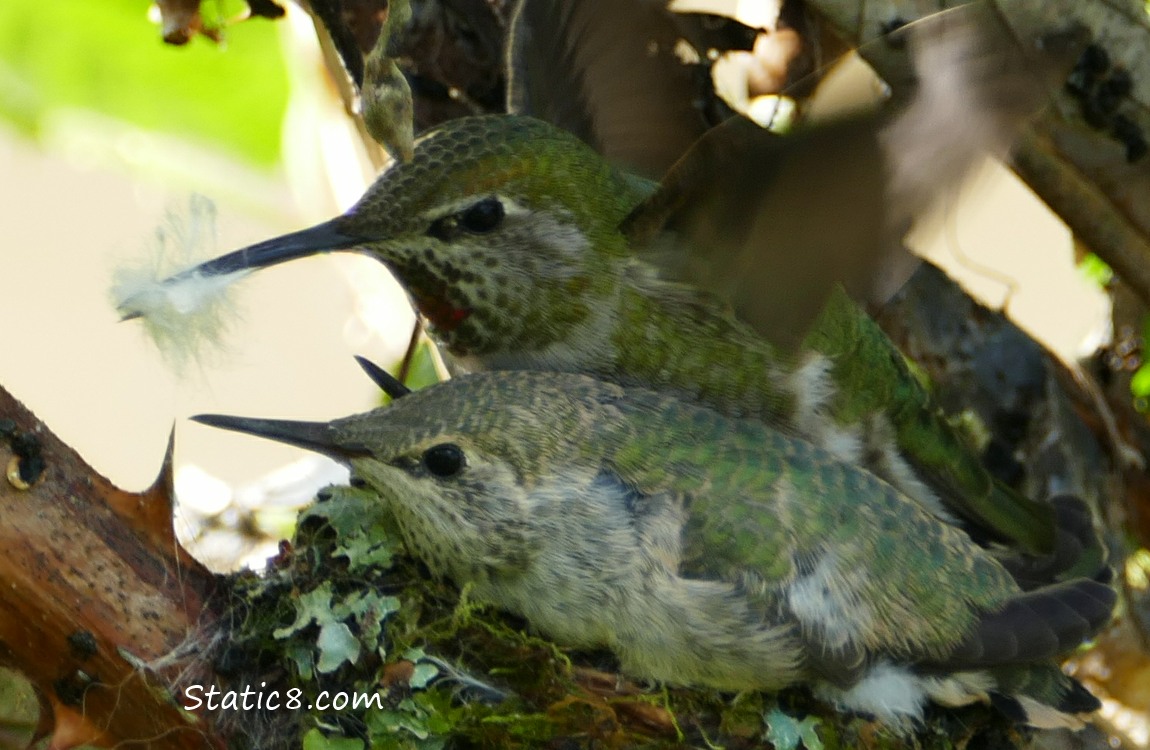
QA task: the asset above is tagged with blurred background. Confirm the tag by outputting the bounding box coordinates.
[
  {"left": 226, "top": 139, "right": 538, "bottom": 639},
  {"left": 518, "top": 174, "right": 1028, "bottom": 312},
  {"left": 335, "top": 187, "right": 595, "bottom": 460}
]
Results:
[
  {"left": 0, "top": 0, "right": 1111, "bottom": 572},
  {"left": 3, "top": 0, "right": 1149, "bottom": 745},
  {"left": 0, "top": 0, "right": 420, "bottom": 568}
]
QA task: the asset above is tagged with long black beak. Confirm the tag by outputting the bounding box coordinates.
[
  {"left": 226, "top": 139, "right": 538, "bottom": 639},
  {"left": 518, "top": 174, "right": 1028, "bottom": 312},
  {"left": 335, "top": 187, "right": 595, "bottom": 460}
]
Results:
[
  {"left": 190, "top": 414, "right": 371, "bottom": 459},
  {"left": 354, "top": 355, "right": 412, "bottom": 400},
  {"left": 193, "top": 219, "right": 363, "bottom": 278}
]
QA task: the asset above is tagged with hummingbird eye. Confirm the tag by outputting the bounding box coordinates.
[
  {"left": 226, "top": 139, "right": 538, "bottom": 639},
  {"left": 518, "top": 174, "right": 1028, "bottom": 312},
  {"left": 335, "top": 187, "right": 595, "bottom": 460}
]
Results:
[
  {"left": 426, "top": 198, "right": 504, "bottom": 241},
  {"left": 422, "top": 443, "right": 466, "bottom": 478},
  {"left": 459, "top": 198, "right": 504, "bottom": 233}
]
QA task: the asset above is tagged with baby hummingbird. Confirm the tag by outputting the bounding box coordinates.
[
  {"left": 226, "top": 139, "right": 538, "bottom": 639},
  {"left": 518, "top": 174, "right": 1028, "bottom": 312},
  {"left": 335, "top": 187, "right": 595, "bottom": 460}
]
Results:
[
  {"left": 127, "top": 1, "right": 1089, "bottom": 560},
  {"left": 194, "top": 370, "right": 1113, "bottom": 730}
]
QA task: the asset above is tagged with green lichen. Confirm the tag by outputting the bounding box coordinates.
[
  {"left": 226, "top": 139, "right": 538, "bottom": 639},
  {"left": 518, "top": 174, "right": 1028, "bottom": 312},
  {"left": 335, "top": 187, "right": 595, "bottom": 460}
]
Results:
[
  {"left": 764, "top": 708, "right": 822, "bottom": 750},
  {"left": 210, "top": 485, "right": 1029, "bottom": 750}
]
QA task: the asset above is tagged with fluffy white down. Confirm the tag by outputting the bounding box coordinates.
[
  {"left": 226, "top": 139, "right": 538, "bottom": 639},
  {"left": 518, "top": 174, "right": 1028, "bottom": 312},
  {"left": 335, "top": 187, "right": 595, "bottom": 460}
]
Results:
[
  {"left": 786, "top": 551, "right": 873, "bottom": 654},
  {"left": 110, "top": 195, "right": 247, "bottom": 373},
  {"left": 818, "top": 663, "right": 929, "bottom": 726}
]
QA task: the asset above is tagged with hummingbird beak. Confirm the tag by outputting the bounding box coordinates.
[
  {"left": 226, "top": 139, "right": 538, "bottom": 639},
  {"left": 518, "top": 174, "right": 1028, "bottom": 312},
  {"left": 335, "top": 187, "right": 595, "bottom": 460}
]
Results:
[
  {"left": 190, "top": 219, "right": 363, "bottom": 278},
  {"left": 353, "top": 355, "right": 412, "bottom": 399},
  {"left": 190, "top": 414, "right": 371, "bottom": 459}
]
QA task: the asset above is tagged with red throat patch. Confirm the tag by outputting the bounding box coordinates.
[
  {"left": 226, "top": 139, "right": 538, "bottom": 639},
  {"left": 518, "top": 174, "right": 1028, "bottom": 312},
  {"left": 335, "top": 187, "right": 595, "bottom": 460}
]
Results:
[{"left": 418, "top": 294, "right": 472, "bottom": 332}]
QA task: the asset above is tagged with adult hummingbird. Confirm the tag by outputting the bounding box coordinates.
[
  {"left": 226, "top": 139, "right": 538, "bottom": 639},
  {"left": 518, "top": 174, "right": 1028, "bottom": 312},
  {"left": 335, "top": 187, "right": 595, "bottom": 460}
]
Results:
[
  {"left": 193, "top": 370, "right": 1115, "bottom": 729},
  {"left": 122, "top": 2, "right": 1086, "bottom": 556}
]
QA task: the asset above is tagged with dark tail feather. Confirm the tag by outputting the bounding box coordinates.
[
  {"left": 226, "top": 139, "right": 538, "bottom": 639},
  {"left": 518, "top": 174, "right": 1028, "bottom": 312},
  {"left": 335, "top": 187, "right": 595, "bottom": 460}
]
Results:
[
  {"left": 998, "top": 494, "right": 1110, "bottom": 589},
  {"left": 988, "top": 663, "right": 1101, "bottom": 728},
  {"left": 942, "top": 578, "right": 1115, "bottom": 667}
]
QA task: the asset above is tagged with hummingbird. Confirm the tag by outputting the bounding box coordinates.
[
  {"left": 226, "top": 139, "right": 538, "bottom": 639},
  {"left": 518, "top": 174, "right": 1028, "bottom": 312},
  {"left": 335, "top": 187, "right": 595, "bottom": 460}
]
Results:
[
  {"left": 192, "top": 370, "right": 1115, "bottom": 729},
  {"left": 121, "top": 2, "right": 1087, "bottom": 557}
]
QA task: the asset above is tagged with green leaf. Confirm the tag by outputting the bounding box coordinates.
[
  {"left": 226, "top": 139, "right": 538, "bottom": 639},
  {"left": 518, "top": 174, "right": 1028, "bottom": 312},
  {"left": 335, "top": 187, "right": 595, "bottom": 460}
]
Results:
[
  {"left": 335, "top": 590, "right": 400, "bottom": 648},
  {"left": 1077, "top": 253, "right": 1113, "bottom": 287},
  {"left": 370, "top": 707, "right": 430, "bottom": 740},
  {"left": 0, "top": 0, "right": 289, "bottom": 165},
  {"left": 274, "top": 582, "right": 336, "bottom": 639},
  {"left": 763, "top": 708, "right": 823, "bottom": 750},
  {"left": 403, "top": 342, "right": 443, "bottom": 392},
  {"left": 303, "top": 487, "right": 402, "bottom": 571},
  {"left": 316, "top": 621, "right": 361, "bottom": 673},
  {"left": 303, "top": 728, "right": 365, "bottom": 750},
  {"left": 409, "top": 663, "right": 439, "bottom": 689},
  {"left": 1131, "top": 363, "right": 1150, "bottom": 400}
]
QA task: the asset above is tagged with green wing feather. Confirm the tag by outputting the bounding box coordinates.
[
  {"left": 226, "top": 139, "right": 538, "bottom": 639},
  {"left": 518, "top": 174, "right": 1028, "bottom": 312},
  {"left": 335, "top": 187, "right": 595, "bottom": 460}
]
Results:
[{"left": 606, "top": 391, "right": 1020, "bottom": 661}]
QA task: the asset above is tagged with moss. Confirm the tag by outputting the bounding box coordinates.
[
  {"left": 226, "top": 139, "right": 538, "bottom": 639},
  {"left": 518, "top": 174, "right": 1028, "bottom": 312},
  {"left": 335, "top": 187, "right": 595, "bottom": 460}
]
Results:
[{"left": 209, "top": 485, "right": 1028, "bottom": 750}]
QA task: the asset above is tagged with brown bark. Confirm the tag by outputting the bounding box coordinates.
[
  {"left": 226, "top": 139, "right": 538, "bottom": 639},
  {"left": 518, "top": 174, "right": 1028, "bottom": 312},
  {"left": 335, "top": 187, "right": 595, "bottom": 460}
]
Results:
[{"left": 0, "top": 385, "right": 222, "bottom": 749}]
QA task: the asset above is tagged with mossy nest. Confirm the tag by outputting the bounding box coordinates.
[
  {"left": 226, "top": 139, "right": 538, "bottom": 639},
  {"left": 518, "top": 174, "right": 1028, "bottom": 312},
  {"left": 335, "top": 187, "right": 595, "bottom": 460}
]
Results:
[{"left": 200, "top": 485, "right": 1032, "bottom": 750}]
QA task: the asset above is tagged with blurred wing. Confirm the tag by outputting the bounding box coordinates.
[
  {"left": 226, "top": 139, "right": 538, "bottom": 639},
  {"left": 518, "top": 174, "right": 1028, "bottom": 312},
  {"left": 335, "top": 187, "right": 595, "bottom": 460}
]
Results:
[
  {"left": 507, "top": 0, "right": 895, "bottom": 343},
  {"left": 507, "top": 0, "right": 742, "bottom": 179},
  {"left": 622, "top": 113, "right": 888, "bottom": 348},
  {"left": 621, "top": 3, "right": 1085, "bottom": 347}
]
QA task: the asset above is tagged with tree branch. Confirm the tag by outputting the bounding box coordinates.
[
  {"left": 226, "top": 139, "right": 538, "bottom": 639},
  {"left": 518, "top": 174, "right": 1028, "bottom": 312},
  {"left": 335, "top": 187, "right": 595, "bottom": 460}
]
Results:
[{"left": 0, "top": 385, "right": 222, "bottom": 749}]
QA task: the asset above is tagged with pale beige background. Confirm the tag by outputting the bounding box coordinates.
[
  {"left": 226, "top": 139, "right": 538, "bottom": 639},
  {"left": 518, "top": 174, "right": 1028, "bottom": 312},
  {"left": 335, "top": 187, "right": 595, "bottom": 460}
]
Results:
[
  {"left": 0, "top": 7, "right": 1109, "bottom": 567},
  {"left": 0, "top": 124, "right": 1106, "bottom": 478}
]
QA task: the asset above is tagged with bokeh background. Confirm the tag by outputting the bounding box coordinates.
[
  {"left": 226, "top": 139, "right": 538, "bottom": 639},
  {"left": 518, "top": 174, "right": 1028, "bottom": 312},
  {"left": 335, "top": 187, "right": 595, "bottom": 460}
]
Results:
[
  {"left": 0, "top": 0, "right": 423, "bottom": 568},
  {"left": 3, "top": 0, "right": 1150, "bottom": 746},
  {"left": 0, "top": 0, "right": 1110, "bottom": 572}
]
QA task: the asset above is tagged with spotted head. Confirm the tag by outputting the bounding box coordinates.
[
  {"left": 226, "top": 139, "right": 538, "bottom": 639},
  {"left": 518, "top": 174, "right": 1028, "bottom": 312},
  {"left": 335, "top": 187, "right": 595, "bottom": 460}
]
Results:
[
  {"left": 192, "top": 371, "right": 622, "bottom": 583},
  {"left": 181, "top": 116, "right": 648, "bottom": 360}
]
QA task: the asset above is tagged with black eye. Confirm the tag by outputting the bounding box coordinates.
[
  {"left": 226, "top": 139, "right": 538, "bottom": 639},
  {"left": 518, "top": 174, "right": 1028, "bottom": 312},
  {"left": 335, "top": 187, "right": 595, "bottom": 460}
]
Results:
[
  {"left": 423, "top": 443, "right": 466, "bottom": 478},
  {"left": 460, "top": 198, "right": 504, "bottom": 233}
]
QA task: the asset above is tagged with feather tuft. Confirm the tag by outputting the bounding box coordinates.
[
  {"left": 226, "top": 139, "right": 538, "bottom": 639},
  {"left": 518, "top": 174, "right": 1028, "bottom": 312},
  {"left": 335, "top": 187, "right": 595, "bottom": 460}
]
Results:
[{"left": 110, "top": 195, "right": 248, "bottom": 375}]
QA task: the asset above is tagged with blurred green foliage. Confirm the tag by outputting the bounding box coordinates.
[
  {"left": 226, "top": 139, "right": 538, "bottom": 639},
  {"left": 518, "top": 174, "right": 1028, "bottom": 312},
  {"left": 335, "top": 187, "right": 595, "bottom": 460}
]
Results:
[
  {"left": 1076, "top": 254, "right": 1150, "bottom": 413},
  {"left": 1133, "top": 313, "right": 1150, "bottom": 410},
  {"left": 0, "top": 0, "right": 289, "bottom": 166},
  {"left": 404, "top": 340, "right": 444, "bottom": 392},
  {"left": 1077, "top": 253, "right": 1113, "bottom": 288}
]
